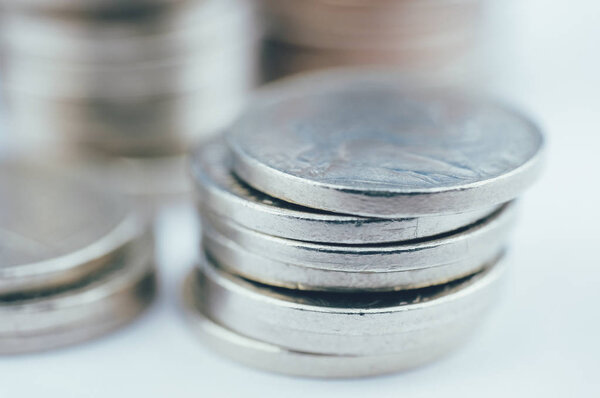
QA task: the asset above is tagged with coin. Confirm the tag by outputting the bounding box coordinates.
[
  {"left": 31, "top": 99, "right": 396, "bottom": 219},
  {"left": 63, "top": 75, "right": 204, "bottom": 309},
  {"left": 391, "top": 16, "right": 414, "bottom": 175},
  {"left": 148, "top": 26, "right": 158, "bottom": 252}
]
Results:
[
  {"left": 194, "top": 253, "right": 505, "bottom": 356},
  {"left": 0, "top": 0, "right": 256, "bottom": 65},
  {"left": 262, "top": 0, "right": 481, "bottom": 51},
  {"left": 0, "top": 0, "right": 182, "bottom": 14},
  {"left": 227, "top": 70, "right": 545, "bottom": 217},
  {"left": 182, "top": 269, "right": 484, "bottom": 378},
  {"left": 0, "top": 163, "right": 145, "bottom": 295},
  {"left": 2, "top": 41, "right": 256, "bottom": 99},
  {"left": 191, "top": 139, "right": 497, "bottom": 244},
  {"left": 0, "top": 233, "right": 155, "bottom": 354},
  {"left": 202, "top": 202, "right": 513, "bottom": 291},
  {"left": 0, "top": 0, "right": 260, "bottom": 159},
  {"left": 4, "top": 75, "right": 253, "bottom": 156}
]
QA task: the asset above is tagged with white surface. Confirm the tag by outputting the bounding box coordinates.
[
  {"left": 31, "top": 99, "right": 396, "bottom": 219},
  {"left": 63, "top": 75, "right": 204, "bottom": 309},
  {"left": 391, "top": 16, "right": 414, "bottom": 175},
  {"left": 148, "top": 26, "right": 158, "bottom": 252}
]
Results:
[{"left": 1, "top": 0, "right": 599, "bottom": 396}]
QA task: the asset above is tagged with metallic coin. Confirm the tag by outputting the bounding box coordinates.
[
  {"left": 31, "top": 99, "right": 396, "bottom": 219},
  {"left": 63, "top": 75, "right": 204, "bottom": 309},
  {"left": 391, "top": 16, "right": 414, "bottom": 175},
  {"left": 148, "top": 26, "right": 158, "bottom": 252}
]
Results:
[
  {"left": 0, "top": 0, "right": 260, "bottom": 158},
  {"left": 0, "top": 0, "right": 257, "bottom": 65},
  {"left": 182, "top": 269, "right": 484, "bottom": 378},
  {"left": 202, "top": 203, "right": 514, "bottom": 291},
  {"left": 2, "top": 39, "right": 257, "bottom": 99},
  {"left": 27, "top": 152, "right": 194, "bottom": 216},
  {"left": 0, "top": 163, "right": 146, "bottom": 295},
  {"left": 261, "top": 41, "right": 482, "bottom": 85},
  {"left": 227, "top": 70, "right": 544, "bottom": 217},
  {"left": 0, "top": 233, "right": 155, "bottom": 354},
  {"left": 262, "top": 0, "right": 481, "bottom": 51},
  {"left": 195, "top": 254, "right": 505, "bottom": 356},
  {"left": 3, "top": 73, "right": 254, "bottom": 156},
  {"left": 192, "top": 139, "right": 497, "bottom": 244},
  {"left": 0, "top": 0, "right": 183, "bottom": 14}
]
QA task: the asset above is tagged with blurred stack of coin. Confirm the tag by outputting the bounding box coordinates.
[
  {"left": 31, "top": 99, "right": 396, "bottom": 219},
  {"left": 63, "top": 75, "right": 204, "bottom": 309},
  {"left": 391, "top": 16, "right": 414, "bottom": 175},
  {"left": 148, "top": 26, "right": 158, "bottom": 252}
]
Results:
[
  {"left": 0, "top": 0, "right": 260, "bottom": 207},
  {"left": 260, "top": 0, "right": 484, "bottom": 84},
  {"left": 0, "top": 161, "right": 156, "bottom": 354},
  {"left": 184, "top": 70, "right": 544, "bottom": 377}
]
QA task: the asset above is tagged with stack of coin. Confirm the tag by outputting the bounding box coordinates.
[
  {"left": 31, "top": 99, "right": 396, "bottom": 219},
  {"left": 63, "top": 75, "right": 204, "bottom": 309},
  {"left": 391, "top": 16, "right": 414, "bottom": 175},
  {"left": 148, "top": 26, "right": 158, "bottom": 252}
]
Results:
[
  {"left": 0, "top": 0, "right": 260, "bottom": 205},
  {"left": 260, "top": 0, "right": 484, "bottom": 84},
  {"left": 0, "top": 161, "right": 156, "bottom": 353},
  {"left": 184, "top": 70, "right": 544, "bottom": 377}
]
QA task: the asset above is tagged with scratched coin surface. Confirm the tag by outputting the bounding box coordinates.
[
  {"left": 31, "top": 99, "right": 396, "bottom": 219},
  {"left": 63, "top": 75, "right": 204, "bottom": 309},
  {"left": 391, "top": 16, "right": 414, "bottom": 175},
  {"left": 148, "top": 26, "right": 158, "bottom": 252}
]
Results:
[
  {"left": 227, "top": 71, "right": 544, "bottom": 217},
  {"left": 0, "top": 162, "right": 141, "bottom": 294}
]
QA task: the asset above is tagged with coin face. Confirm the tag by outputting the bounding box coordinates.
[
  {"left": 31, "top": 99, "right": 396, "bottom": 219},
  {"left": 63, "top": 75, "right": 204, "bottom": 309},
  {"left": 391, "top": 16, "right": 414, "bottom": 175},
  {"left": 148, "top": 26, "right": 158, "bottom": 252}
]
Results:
[
  {"left": 0, "top": 163, "right": 138, "bottom": 293},
  {"left": 228, "top": 71, "right": 544, "bottom": 216}
]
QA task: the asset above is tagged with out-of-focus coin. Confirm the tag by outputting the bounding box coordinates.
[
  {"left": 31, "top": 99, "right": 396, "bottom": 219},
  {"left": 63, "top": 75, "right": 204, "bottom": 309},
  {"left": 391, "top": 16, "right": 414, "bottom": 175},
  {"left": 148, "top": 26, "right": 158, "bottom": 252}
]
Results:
[
  {"left": 261, "top": 41, "right": 481, "bottom": 84},
  {"left": 195, "top": 253, "right": 505, "bottom": 356},
  {"left": 0, "top": 0, "right": 256, "bottom": 65},
  {"left": 0, "top": 234, "right": 155, "bottom": 354},
  {"left": 192, "top": 139, "right": 497, "bottom": 244},
  {"left": 202, "top": 203, "right": 514, "bottom": 291},
  {"left": 0, "top": 163, "right": 145, "bottom": 295},
  {"left": 3, "top": 74, "right": 254, "bottom": 156},
  {"left": 262, "top": 0, "right": 481, "bottom": 51},
  {"left": 0, "top": 0, "right": 182, "bottom": 14},
  {"left": 227, "top": 70, "right": 544, "bottom": 217},
  {"left": 2, "top": 40, "right": 256, "bottom": 99},
  {"left": 182, "top": 268, "right": 486, "bottom": 378}
]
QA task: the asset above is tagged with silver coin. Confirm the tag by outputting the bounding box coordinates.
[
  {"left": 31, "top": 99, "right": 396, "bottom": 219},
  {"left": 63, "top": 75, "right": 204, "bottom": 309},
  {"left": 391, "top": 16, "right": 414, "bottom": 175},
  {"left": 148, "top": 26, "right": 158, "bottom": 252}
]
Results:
[
  {"left": 182, "top": 269, "right": 485, "bottom": 378},
  {"left": 0, "top": 0, "right": 183, "bottom": 14},
  {"left": 227, "top": 70, "right": 545, "bottom": 217},
  {"left": 0, "top": 232, "right": 155, "bottom": 354},
  {"left": 3, "top": 73, "right": 254, "bottom": 156},
  {"left": 0, "top": 163, "right": 145, "bottom": 295},
  {"left": 27, "top": 152, "right": 194, "bottom": 216},
  {"left": 0, "top": 0, "right": 257, "bottom": 65},
  {"left": 202, "top": 202, "right": 514, "bottom": 291},
  {"left": 2, "top": 38, "right": 257, "bottom": 99},
  {"left": 192, "top": 139, "right": 497, "bottom": 244},
  {"left": 195, "top": 253, "right": 505, "bottom": 357}
]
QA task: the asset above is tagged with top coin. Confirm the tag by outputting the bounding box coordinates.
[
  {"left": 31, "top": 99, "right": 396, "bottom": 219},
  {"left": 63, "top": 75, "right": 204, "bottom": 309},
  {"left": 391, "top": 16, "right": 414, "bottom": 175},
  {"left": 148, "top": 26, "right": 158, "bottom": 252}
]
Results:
[
  {"left": 0, "top": 162, "right": 142, "bottom": 294},
  {"left": 227, "top": 70, "right": 544, "bottom": 217}
]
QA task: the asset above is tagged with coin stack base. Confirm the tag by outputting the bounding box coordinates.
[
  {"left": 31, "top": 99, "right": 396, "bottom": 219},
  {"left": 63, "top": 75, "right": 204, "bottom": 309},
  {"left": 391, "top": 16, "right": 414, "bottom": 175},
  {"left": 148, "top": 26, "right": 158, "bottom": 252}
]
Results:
[
  {"left": 185, "top": 70, "right": 544, "bottom": 377},
  {"left": 183, "top": 255, "right": 506, "bottom": 378}
]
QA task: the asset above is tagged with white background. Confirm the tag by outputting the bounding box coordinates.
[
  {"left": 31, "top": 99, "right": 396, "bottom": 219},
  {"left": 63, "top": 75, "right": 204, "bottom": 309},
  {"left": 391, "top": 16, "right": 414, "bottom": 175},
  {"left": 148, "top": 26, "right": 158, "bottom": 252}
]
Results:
[{"left": 1, "top": 1, "right": 599, "bottom": 396}]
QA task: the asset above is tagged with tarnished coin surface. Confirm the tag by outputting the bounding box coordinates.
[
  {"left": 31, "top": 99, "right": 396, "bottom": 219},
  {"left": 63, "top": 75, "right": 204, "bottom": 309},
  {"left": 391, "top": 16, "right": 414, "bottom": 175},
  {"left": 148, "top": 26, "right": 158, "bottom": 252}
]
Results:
[
  {"left": 194, "top": 254, "right": 505, "bottom": 356},
  {"left": 0, "top": 163, "right": 143, "bottom": 294},
  {"left": 227, "top": 70, "right": 544, "bottom": 217},
  {"left": 202, "top": 202, "right": 514, "bottom": 291},
  {"left": 182, "top": 269, "right": 480, "bottom": 378},
  {"left": 0, "top": 234, "right": 155, "bottom": 354},
  {"left": 192, "top": 139, "right": 496, "bottom": 244}
]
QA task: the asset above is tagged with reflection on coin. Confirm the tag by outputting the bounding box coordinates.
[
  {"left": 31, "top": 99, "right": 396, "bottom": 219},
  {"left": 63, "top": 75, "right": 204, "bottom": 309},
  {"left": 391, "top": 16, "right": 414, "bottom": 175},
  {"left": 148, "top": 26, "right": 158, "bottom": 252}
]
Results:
[
  {"left": 183, "top": 270, "right": 481, "bottom": 378},
  {"left": 202, "top": 203, "right": 514, "bottom": 291},
  {"left": 195, "top": 254, "right": 505, "bottom": 357},
  {"left": 227, "top": 70, "right": 544, "bottom": 217},
  {"left": 0, "top": 163, "right": 144, "bottom": 295},
  {"left": 0, "top": 235, "right": 155, "bottom": 354},
  {"left": 192, "top": 139, "right": 497, "bottom": 244}
]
